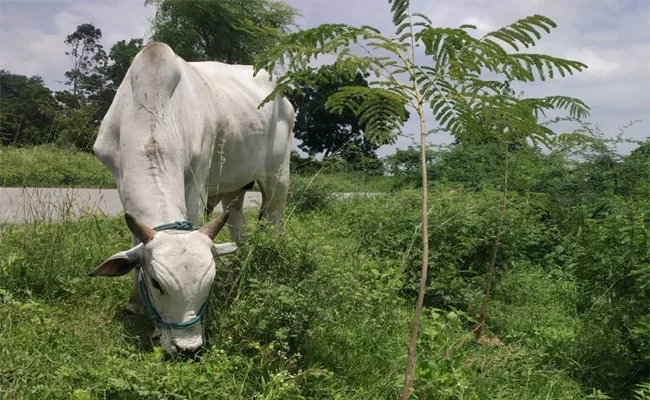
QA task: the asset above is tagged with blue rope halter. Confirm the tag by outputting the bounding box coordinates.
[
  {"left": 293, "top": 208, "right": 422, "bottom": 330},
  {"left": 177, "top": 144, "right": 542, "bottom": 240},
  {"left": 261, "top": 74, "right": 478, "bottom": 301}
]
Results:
[
  {"left": 138, "top": 220, "right": 209, "bottom": 330},
  {"left": 152, "top": 220, "right": 198, "bottom": 232}
]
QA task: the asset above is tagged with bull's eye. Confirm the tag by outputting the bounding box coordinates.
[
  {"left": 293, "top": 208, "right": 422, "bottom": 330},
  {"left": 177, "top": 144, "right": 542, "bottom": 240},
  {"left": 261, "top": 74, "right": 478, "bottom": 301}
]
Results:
[{"left": 151, "top": 277, "right": 164, "bottom": 294}]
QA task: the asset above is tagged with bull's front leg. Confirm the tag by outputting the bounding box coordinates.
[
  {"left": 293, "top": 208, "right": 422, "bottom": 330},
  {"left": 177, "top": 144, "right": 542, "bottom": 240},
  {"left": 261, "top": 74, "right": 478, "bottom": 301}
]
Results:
[
  {"left": 185, "top": 174, "right": 210, "bottom": 229},
  {"left": 125, "top": 233, "right": 144, "bottom": 316}
]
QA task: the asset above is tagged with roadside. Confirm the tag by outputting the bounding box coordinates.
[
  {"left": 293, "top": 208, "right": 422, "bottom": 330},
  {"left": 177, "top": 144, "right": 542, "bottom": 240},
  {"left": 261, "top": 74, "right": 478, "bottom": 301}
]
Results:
[{"left": 0, "top": 187, "right": 378, "bottom": 224}]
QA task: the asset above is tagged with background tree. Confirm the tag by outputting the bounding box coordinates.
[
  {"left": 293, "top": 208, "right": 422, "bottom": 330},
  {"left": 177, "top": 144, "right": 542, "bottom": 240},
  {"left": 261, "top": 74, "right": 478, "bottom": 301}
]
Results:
[
  {"left": 385, "top": 145, "right": 434, "bottom": 176},
  {"left": 103, "top": 38, "right": 144, "bottom": 89},
  {"left": 60, "top": 23, "right": 107, "bottom": 107},
  {"left": 144, "top": 0, "right": 299, "bottom": 64},
  {"left": 0, "top": 70, "right": 58, "bottom": 146},
  {"left": 90, "top": 38, "right": 146, "bottom": 122},
  {"left": 50, "top": 23, "right": 110, "bottom": 150},
  {"left": 289, "top": 65, "right": 385, "bottom": 161}
]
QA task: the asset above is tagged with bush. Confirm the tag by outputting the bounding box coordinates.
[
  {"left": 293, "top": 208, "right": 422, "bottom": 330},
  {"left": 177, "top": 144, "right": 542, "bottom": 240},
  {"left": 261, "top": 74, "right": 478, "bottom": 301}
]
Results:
[
  {"left": 331, "top": 184, "right": 555, "bottom": 309},
  {"left": 557, "top": 199, "right": 650, "bottom": 395},
  {"left": 55, "top": 106, "right": 100, "bottom": 151},
  {"left": 287, "top": 176, "right": 337, "bottom": 213}
]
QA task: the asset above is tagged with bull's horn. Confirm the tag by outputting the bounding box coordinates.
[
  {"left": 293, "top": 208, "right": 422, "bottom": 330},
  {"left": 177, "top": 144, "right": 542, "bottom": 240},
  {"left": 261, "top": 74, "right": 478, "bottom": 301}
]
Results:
[
  {"left": 199, "top": 211, "right": 231, "bottom": 240},
  {"left": 125, "top": 213, "right": 156, "bottom": 244}
]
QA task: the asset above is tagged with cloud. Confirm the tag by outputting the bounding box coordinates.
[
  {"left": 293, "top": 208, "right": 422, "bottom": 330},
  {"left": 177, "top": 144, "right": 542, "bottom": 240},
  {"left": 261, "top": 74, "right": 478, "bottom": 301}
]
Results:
[
  {"left": 0, "top": 9, "right": 81, "bottom": 88},
  {"left": 0, "top": 0, "right": 647, "bottom": 157},
  {"left": 0, "top": 0, "right": 154, "bottom": 91},
  {"left": 459, "top": 16, "right": 495, "bottom": 34},
  {"left": 65, "top": 0, "right": 154, "bottom": 46}
]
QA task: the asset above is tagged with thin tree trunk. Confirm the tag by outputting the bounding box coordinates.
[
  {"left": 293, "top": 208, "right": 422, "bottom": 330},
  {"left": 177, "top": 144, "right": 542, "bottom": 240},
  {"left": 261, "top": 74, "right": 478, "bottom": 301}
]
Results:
[
  {"left": 11, "top": 120, "right": 23, "bottom": 146},
  {"left": 476, "top": 143, "right": 509, "bottom": 339},
  {"left": 400, "top": 109, "right": 429, "bottom": 400}
]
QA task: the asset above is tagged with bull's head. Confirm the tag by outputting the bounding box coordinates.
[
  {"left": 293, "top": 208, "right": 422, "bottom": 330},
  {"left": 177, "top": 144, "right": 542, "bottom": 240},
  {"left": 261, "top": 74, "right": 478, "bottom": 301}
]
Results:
[{"left": 88, "top": 212, "right": 237, "bottom": 357}]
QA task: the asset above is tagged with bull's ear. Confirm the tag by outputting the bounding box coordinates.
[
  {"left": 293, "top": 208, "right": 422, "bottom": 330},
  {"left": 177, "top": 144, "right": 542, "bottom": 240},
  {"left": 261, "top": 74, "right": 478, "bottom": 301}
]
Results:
[
  {"left": 88, "top": 244, "right": 143, "bottom": 277},
  {"left": 212, "top": 242, "right": 238, "bottom": 257}
]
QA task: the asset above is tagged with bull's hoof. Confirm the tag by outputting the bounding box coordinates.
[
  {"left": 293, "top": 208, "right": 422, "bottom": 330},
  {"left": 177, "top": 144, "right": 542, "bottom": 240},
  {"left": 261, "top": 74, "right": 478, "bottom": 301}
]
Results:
[
  {"left": 124, "top": 302, "right": 144, "bottom": 316},
  {"left": 151, "top": 326, "right": 162, "bottom": 339}
]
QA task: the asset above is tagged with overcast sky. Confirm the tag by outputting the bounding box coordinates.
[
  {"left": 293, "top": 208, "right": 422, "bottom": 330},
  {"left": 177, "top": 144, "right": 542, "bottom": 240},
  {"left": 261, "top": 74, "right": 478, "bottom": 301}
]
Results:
[{"left": 1, "top": 0, "right": 648, "bottom": 156}]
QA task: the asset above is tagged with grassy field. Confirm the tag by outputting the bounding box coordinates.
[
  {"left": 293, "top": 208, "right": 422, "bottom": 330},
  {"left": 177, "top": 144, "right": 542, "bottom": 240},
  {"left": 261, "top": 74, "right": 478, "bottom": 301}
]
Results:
[
  {"left": 0, "top": 145, "right": 395, "bottom": 193},
  {"left": 0, "top": 145, "right": 114, "bottom": 188},
  {"left": 2, "top": 178, "right": 647, "bottom": 399},
  {"left": 1, "top": 141, "right": 648, "bottom": 399}
]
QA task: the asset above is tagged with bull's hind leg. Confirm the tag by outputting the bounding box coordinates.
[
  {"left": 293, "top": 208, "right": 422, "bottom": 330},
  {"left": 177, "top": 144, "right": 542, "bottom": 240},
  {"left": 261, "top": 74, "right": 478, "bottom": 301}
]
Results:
[
  {"left": 205, "top": 194, "right": 223, "bottom": 217},
  {"left": 220, "top": 188, "right": 247, "bottom": 242},
  {"left": 258, "top": 171, "right": 289, "bottom": 235}
]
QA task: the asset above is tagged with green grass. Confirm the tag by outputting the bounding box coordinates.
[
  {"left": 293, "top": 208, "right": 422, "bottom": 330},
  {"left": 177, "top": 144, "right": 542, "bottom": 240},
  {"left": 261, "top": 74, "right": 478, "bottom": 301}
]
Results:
[
  {"left": 0, "top": 145, "right": 114, "bottom": 188},
  {"left": 0, "top": 211, "right": 405, "bottom": 399},
  {"left": 290, "top": 172, "right": 395, "bottom": 193},
  {"left": 2, "top": 183, "right": 625, "bottom": 400}
]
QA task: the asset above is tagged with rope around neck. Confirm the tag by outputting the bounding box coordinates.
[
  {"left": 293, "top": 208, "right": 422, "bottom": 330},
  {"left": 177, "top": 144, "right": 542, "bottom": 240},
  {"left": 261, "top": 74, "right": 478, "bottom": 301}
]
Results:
[{"left": 153, "top": 220, "right": 198, "bottom": 232}]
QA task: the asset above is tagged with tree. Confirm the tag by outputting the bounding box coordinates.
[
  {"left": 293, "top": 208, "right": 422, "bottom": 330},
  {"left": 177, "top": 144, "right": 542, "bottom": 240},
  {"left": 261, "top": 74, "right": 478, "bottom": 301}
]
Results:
[
  {"left": 61, "top": 23, "right": 108, "bottom": 106},
  {"left": 253, "top": 2, "right": 590, "bottom": 397},
  {"left": 49, "top": 23, "right": 110, "bottom": 150},
  {"left": 0, "top": 70, "right": 58, "bottom": 146},
  {"left": 90, "top": 38, "right": 145, "bottom": 122},
  {"left": 144, "top": 0, "right": 300, "bottom": 64},
  {"left": 288, "top": 65, "right": 385, "bottom": 160},
  {"left": 385, "top": 145, "right": 434, "bottom": 176},
  {"left": 104, "top": 38, "right": 144, "bottom": 89}
]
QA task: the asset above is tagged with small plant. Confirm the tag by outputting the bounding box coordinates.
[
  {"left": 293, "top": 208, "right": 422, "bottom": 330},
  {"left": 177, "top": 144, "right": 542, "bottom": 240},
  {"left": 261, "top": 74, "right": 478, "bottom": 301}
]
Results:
[{"left": 254, "top": 1, "right": 590, "bottom": 394}]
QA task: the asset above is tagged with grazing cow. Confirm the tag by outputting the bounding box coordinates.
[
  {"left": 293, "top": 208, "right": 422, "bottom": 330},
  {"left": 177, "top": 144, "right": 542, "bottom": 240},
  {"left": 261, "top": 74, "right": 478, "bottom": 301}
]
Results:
[{"left": 88, "top": 42, "right": 294, "bottom": 357}]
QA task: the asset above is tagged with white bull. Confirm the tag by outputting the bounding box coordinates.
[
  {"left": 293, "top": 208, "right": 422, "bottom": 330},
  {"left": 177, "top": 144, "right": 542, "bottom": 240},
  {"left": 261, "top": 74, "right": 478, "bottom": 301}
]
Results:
[{"left": 88, "top": 42, "right": 294, "bottom": 357}]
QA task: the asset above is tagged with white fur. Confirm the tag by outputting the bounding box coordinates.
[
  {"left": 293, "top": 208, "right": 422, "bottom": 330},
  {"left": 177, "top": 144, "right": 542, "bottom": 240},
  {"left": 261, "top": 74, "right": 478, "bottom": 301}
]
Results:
[
  {"left": 143, "top": 232, "right": 216, "bottom": 355},
  {"left": 91, "top": 42, "right": 294, "bottom": 355}
]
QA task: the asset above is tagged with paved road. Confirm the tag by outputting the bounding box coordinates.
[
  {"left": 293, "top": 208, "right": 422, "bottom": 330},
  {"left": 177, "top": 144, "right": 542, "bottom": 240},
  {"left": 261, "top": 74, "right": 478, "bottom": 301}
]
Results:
[{"left": 0, "top": 187, "right": 377, "bottom": 224}]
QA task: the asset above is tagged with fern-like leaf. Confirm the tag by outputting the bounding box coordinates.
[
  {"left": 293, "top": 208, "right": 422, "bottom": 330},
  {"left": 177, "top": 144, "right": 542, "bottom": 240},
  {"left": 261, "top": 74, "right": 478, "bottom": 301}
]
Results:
[
  {"left": 412, "top": 13, "right": 433, "bottom": 26},
  {"left": 252, "top": 8, "right": 590, "bottom": 153},
  {"left": 388, "top": 0, "right": 410, "bottom": 26},
  {"left": 484, "top": 14, "right": 556, "bottom": 51},
  {"left": 325, "top": 86, "right": 408, "bottom": 144},
  {"left": 522, "top": 96, "right": 591, "bottom": 119},
  {"left": 506, "top": 54, "right": 587, "bottom": 82},
  {"left": 253, "top": 24, "right": 378, "bottom": 80}
]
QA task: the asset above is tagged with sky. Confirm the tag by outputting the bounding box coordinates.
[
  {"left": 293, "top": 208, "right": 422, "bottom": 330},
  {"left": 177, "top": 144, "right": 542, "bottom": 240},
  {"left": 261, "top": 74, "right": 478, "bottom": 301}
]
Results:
[{"left": 1, "top": 0, "right": 648, "bottom": 156}]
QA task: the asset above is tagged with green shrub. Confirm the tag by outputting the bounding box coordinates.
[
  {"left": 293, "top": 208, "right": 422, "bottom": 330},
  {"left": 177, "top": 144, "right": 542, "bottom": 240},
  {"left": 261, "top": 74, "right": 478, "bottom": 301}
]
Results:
[
  {"left": 556, "top": 199, "right": 650, "bottom": 395},
  {"left": 331, "top": 185, "right": 555, "bottom": 310},
  {"left": 287, "top": 176, "right": 337, "bottom": 213},
  {"left": 55, "top": 105, "right": 100, "bottom": 151},
  {"left": 489, "top": 266, "right": 579, "bottom": 363}
]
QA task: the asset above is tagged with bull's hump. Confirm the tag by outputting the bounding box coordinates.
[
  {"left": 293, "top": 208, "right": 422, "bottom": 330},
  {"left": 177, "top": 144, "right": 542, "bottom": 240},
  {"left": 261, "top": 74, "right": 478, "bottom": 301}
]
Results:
[
  {"left": 130, "top": 42, "right": 182, "bottom": 107},
  {"left": 141, "top": 42, "right": 177, "bottom": 64}
]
